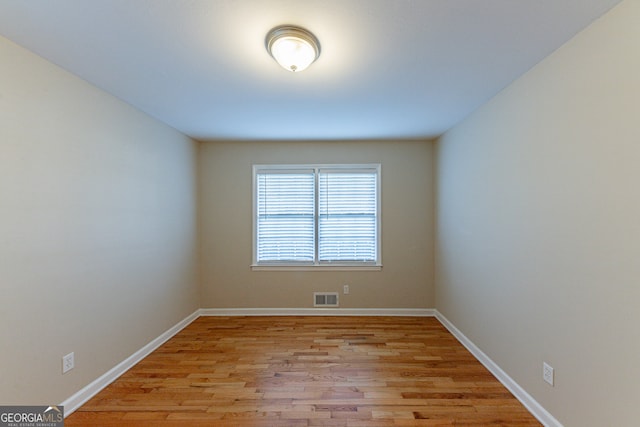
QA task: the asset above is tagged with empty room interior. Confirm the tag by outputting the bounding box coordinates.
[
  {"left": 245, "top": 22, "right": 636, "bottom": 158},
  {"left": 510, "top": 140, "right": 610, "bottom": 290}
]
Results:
[{"left": 1, "top": 1, "right": 638, "bottom": 426}]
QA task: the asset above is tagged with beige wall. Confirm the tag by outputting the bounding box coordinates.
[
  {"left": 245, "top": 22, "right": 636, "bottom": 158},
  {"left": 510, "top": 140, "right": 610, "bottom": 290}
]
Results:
[
  {"left": 199, "top": 140, "right": 435, "bottom": 309},
  {"left": 436, "top": 1, "right": 640, "bottom": 425},
  {"left": 0, "top": 36, "right": 199, "bottom": 404}
]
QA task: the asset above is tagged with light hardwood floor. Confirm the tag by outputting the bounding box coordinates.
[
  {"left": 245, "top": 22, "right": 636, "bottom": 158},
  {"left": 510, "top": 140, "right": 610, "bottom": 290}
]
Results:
[{"left": 66, "top": 316, "right": 541, "bottom": 426}]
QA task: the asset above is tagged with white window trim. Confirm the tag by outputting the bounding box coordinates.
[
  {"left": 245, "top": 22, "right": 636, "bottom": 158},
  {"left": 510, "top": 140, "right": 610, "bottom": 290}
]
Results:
[{"left": 251, "top": 163, "right": 382, "bottom": 270}]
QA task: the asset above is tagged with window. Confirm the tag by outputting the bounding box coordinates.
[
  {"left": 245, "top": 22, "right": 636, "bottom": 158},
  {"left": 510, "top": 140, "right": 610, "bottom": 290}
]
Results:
[{"left": 253, "top": 164, "right": 381, "bottom": 270}]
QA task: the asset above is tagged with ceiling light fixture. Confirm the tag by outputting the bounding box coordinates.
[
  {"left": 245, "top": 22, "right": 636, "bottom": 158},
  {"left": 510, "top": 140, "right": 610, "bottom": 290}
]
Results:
[{"left": 265, "top": 25, "right": 320, "bottom": 72}]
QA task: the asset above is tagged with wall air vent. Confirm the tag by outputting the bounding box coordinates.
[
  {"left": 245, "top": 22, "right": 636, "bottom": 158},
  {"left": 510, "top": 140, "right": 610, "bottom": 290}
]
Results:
[{"left": 314, "top": 292, "right": 339, "bottom": 307}]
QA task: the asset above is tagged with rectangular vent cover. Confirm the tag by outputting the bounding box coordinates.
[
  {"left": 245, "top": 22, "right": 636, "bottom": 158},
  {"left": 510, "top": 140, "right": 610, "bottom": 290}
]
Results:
[{"left": 314, "top": 292, "right": 339, "bottom": 307}]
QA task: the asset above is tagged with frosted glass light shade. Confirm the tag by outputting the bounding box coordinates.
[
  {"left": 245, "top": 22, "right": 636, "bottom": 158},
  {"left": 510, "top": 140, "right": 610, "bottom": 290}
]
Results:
[{"left": 266, "top": 26, "right": 320, "bottom": 72}]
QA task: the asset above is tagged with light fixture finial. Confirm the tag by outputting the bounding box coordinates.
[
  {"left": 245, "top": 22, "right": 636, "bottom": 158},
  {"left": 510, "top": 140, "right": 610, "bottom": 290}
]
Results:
[{"left": 266, "top": 25, "right": 320, "bottom": 72}]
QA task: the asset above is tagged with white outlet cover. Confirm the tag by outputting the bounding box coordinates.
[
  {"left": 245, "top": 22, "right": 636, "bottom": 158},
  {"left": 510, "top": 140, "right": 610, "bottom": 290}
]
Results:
[
  {"left": 543, "top": 362, "right": 554, "bottom": 386},
  {"left": 63, "top": 352, "right": 75, "bottom": 374}
]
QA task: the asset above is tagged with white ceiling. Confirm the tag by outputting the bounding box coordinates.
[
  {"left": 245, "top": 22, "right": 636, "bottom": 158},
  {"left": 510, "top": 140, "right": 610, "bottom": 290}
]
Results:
[{"left": 0, "top": 0, "right": 622, "bottom": 141}]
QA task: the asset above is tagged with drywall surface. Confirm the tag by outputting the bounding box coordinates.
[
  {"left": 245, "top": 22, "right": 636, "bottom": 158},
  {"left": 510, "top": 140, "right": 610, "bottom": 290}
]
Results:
[
  {"left": 199, "top": 140, "right": 435, "bottom": 309},
  {"left": 436, "top": 1, "right": 640, "bottom": 425},
  {"left": 0, "top": 36, "right": 199, "bottom": 405}
]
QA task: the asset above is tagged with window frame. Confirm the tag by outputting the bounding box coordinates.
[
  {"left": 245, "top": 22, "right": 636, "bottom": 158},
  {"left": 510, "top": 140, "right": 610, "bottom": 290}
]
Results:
[{"left": 252, "top": 163, "right": 382, "bottom": 271}]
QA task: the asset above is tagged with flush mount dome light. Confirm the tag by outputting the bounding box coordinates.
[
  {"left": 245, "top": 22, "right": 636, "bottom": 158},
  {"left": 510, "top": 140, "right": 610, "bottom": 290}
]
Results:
[{"left": 266, "top": 25, "right": 320, "bottom": 72}]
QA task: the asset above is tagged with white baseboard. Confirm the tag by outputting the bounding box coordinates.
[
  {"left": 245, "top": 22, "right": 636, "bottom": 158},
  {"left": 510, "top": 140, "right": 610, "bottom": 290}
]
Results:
[
  {"left": 434, "top": 310, "right": 563, "bottom": 427},
  {"left": 199, "top": 307, "right": 435, "bottom": 317},
  {"left": 61, "top": 309, "right": 200, "bottom": 417}
]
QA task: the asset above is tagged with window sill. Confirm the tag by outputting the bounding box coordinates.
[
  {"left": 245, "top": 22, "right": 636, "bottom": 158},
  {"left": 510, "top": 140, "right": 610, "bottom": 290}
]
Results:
[{"left": 251, "top": 264, "right": 382, "bottom": 272}]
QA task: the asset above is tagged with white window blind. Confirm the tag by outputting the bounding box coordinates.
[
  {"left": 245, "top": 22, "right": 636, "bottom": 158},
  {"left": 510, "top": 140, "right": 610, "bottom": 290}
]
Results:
[
  {"left": 254, "top": 164, "right": 380, "bottom": 267},
  {"left": 318, "top": 170, "right": 377, "bottom": 262},
  {"left": 256, "top": 170, "right": 315, "bottom": 263}
]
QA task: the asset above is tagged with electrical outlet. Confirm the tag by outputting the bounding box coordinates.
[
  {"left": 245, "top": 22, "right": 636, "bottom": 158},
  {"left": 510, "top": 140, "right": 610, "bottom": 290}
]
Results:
[
  {"left": 543, "top": 362, "right": 554, "bottom": 386},
  {"left": 62, "top": 352, "right": 75, "bottom": 374},
  {"left": 343, "top": 284, "right": 349, "bottom": 294}
]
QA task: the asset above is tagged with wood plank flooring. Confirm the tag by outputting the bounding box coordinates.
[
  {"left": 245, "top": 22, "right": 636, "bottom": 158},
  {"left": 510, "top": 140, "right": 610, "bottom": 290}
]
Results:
[{"left": 65, "top": 316, "right": 541, "bottom": 426}]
